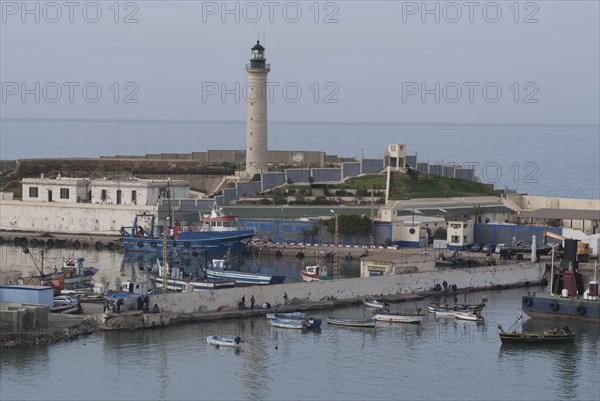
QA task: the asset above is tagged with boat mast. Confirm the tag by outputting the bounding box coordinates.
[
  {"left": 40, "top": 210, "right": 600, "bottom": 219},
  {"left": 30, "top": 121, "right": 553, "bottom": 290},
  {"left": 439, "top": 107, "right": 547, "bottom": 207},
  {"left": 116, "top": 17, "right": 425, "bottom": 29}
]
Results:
[{"left": 162, "top": 216, "right": 169, "bottom": 291}]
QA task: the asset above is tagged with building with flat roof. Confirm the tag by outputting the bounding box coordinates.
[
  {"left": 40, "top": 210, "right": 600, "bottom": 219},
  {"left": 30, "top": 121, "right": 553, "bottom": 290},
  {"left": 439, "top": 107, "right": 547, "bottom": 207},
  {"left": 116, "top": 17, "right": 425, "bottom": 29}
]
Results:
[{"left": 22, "top": 176, "right": 189, "bottom": 206}]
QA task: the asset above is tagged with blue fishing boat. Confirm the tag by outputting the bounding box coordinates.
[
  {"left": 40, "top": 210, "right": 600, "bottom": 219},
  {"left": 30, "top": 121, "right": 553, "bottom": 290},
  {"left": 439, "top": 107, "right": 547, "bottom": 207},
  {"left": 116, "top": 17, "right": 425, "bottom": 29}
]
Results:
[
  {"left": 270, "top": 318, "right": 322, "bottom": 329},
  {"left": 206, "top": 259, "right": 286, "bottom": 286},
  {"left": 266, "top": 312, "right": 305, "bottom": 320},
  {"left": 121, "top": 204, "right": 255, "bottom": 255}
]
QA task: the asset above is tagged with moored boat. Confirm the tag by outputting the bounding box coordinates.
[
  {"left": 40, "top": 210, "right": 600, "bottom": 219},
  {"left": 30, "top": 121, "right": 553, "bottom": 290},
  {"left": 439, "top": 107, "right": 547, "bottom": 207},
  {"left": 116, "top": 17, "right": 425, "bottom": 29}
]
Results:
[
  {"left": 428, "top": 301, "right": 486, "bottom": 314},
  {"left": 206, "top": 336, "right": 243, "bottom": 348},
  {"left": 266, "top": 312, "right": 305, "bottom": 320},
  {"left": 270, "top": 318, "right": 321, "bottom": 329},
  {"left": 207, "top": 259, "right": 286, "bottom": 286},
  {"left": 122, "top": 204, "right": 255, "bottom": 254},
  {"left": 363, "top": 299, "right": 388, "bottom": 308},
  {"left": 453, "top": 311, "right": 484, "bottom": 322},
  {"left": 522, "top": 263, "right": 599, "bottom": 321},
  {"left": 499, "top": 329, "right": 575, "bottom": 344},
  {"left": 19, "top": 258, "right": 99, "bottom": 289},
  {"left": 153, "top": 258, "right": 235, "bottom": 291},
  {"left": 300, "top": 262, "right": 329, "bottom": 282},
  {"left": 498, "top": 313, "right": 575, "bottom": 344},
  {"left": 372, "top": 308, "right": 425, "bottom": 324},
  {"left": 327, "top": 317, "right": 376, "bottom": 328}
]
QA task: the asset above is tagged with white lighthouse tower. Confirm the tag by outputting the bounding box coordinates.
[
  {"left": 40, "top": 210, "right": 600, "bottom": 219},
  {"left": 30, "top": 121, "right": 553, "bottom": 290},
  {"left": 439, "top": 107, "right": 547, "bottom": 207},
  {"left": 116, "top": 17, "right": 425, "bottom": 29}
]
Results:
[{"left": 245, "top": 40, "right": 270, "bottom": 175}]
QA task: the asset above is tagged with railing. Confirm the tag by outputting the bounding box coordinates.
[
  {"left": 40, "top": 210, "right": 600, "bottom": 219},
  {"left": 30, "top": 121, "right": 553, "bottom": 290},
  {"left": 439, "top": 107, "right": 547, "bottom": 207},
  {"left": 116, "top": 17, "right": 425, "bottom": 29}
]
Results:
[{"left": 246, "top": 63, "right": 270, "bottom": 69}]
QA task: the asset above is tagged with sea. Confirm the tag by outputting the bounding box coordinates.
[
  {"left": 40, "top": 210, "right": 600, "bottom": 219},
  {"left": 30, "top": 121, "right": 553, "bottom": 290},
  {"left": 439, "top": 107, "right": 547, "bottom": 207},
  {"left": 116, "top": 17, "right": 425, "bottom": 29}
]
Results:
[
  {"left": 0, "top": 120, "right": 599, "bottom": 400},
  {"left": 1, "top": 245, "right": 600, "bottom": 401},
  {"left": 1, "top": 119, "right": 599, "bottom": 199}
]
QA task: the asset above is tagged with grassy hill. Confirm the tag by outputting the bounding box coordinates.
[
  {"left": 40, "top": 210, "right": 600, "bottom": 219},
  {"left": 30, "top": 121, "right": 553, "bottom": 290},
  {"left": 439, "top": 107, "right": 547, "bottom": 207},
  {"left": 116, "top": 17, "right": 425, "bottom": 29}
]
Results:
[{"left": 339, "top": 171, "right": 497, "bottom": 200}]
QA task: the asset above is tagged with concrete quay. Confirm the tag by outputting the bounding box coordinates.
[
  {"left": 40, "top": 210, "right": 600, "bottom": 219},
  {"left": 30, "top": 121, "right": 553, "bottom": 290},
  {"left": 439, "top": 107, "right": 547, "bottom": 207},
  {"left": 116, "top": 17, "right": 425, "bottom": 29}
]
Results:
[
  {"left": 0, "top": 230, "right": 121, "bottom": 251},
  {"left": 1, "top": 261, "right": 544, "bottom": 347},
  {"left": 103, "top": 261, "right": 543, "bottom": 330}
]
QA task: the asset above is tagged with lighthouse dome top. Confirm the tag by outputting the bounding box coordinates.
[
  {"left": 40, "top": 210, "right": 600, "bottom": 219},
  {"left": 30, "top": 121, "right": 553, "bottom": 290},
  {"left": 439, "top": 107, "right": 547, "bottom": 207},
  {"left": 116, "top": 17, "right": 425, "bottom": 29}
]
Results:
[{"left": 251, "top": 40, "right": 265, "bottom": 51}]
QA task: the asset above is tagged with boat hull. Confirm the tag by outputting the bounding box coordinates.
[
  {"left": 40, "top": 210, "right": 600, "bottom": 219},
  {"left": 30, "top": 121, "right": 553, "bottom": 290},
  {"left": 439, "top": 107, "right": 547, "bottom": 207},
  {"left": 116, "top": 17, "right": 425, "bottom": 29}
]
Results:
[
  {"left": 123, "top": 230, "right": 255, "bottom": 254},
  {"left": 266, "top": 312, "right": 305, "bottom": 320},
  {"left": 453, "top": 312, "right": 484, "bottom": 322},
  {"left": 521, "top": 295, "right": 600, "bottom": 322},
  {"left": 206, "top": 336, "right": 241, "bottom": 347},
  {"left": 372, "top": 313, "right": 424, "bottom": 324},
  {"left": 151, "top": 276, "right": 235, "bottom": 291},
  {"left": 363, "top": 300, "right": 387, "bottom": 308},
  {"left": 327, "top": 317, "right": 376, "bottom": 328},
  {"left": 206, "top": 270, "right": 285, "bottom": 285},
  {"left": 499, "top": 332, "right": 575, "bottom": 344}
]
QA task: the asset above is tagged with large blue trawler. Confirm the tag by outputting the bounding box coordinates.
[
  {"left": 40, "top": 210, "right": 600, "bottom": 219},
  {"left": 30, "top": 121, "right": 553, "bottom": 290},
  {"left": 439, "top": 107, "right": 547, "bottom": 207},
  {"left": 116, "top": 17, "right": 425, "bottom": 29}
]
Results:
[{"left": 121, "top": 205, "right": 255, "bottom": 255}]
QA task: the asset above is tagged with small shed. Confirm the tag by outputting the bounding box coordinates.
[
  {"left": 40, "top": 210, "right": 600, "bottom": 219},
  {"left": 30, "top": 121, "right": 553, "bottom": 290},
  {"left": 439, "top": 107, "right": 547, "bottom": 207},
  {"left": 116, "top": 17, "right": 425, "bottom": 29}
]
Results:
[{"left": 0, "top": 285, "right": 54, "bottom": 308}]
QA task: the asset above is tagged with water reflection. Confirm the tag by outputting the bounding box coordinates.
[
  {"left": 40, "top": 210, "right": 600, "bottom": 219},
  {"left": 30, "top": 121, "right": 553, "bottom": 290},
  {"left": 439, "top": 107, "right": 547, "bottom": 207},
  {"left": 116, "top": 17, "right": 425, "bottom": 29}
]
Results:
[{"left": 1, "top": 244, "right": 361, "bottom": 289}]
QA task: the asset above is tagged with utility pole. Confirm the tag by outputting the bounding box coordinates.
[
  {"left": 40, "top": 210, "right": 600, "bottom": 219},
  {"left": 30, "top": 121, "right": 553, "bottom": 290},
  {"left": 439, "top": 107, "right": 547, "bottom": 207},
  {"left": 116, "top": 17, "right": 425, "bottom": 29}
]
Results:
[{"left": 370, "top": 190, "right": 375, "bottom": 247}]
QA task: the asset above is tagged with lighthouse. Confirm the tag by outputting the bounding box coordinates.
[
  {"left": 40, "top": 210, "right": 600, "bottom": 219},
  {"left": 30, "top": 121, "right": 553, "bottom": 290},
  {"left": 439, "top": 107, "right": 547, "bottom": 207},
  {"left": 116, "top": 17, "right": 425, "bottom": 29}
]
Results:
[{"left": 245, "top": 40, "right": 270, "bottom": 175}]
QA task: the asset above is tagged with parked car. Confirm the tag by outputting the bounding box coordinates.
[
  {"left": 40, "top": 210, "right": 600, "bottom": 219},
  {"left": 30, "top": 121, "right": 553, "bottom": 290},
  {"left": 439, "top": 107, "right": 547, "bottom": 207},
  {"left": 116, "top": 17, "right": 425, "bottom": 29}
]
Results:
[
  {"left": 471, "top": 243, "right": 482, "bottom": 252},
  {"left": 53, "top": 295, "right": 78, "bottom": 308},
  {"left": 482, "top": 243, "right": 496, "bottom": 254},
  {"left": 495, "top": 244, "right": 507, "bottom": 253}
]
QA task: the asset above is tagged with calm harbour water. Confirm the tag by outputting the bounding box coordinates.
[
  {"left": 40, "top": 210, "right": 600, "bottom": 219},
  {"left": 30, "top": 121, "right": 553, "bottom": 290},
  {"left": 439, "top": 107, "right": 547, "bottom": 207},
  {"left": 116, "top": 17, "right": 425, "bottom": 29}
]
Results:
[
  {"left": 1, "top": 287, "right": 599, "bottom": 401},
  {"left": 1, "top": 246, "right": 599, "bottom": 401}
]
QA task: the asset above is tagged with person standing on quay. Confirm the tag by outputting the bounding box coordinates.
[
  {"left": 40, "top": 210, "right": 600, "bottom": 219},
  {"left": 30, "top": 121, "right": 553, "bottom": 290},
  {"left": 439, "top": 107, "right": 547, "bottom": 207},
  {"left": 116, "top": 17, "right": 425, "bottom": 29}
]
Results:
[{"left": 250, "top": 295, "right": 255, "bottom": 310}]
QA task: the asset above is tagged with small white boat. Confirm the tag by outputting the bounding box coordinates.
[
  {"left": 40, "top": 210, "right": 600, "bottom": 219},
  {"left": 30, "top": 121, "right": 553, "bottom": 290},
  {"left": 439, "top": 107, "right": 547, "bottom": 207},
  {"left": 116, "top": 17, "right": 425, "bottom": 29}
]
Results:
[
  {"left": 428, "top": 301, "right": 486, "bottom": 314},
  {"left": 266, "top": 312, "right": 305, "bottom": 320},
  {"left": 453, "top": 311, "right": 484, "bottom": 322},
  {"left": 206, "top": 335, "right": 242, "bottom": 347},
  {"left": 270, "top": 318, "right": 321, "bottom": 329},
  {"left": 372, "top": 309, "right": 425, "bottom": 324},
  {"left": 270, "top": 318, "right": 306, "bottom": 329},
  {"left": 327, "top": 317, "right": 376, "bottom": 328},
  {"left": 363, "top": 299, "right": 388, "bottom": 308}
]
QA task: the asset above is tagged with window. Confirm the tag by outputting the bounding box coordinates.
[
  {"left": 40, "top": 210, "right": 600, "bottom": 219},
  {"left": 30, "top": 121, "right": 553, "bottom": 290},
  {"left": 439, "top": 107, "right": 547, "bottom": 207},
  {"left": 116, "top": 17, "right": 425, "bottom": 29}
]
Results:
[
  {"left": 101, "top": 190, "right": 107, "bottom": 201},
  {"left": 451, "top": 235, "right": 460, "bottom": 243},
  {"left": 131, "top": 190, "right": 137, "bottom": 204},
  {"left": 60, "top": 188, "right": 69, "bottom": 199},
  {"left": 29, "top": 187, "right": 38, "bottom": 198},
  {"left": 116, "top": 190, "right": 122, "bottom": 204}
]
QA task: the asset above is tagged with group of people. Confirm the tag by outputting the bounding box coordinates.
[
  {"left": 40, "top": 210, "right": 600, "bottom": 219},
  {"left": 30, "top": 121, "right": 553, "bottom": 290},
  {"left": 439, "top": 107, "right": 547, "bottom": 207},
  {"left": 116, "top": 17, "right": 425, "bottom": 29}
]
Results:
[
  {"left": 238, "top": 292, "right": 290, "bottom": 310},
  {"left": 102, "top": 296, "right": 160, "bottom": 314},
  {"left": 238, "top": 295, "right": 257, "bottom": 310},
  {"left": 137, "top": 295, "right": 151, "bottom": 312}
]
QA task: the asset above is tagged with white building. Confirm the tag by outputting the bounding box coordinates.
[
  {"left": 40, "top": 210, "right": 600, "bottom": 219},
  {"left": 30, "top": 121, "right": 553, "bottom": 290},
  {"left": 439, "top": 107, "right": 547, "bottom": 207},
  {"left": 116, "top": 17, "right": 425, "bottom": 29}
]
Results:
[
  {"left": 22, "top": 176, "right": 90, "bottom": 203},
  {"left": 385, "top": 144, "right": 407, "bottom": 171},
  {"left": 90, "top": 178, "right": 189, "bottom": 206},
  {"left": 22, "top": 176, "right": 189, "bottom": 206},
  {"left": 447, "top": 220, "right": 474, "bottom": 250}
]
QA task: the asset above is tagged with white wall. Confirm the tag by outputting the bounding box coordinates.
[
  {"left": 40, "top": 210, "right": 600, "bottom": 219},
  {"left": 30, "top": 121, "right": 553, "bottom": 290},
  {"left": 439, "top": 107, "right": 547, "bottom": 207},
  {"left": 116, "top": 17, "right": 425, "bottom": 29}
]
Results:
[
  {"left": 0, "top": 200, "right": 154, "bottom": 234},
  {"left": 152, "top": 262, "right": 544, "bottom": 314}
]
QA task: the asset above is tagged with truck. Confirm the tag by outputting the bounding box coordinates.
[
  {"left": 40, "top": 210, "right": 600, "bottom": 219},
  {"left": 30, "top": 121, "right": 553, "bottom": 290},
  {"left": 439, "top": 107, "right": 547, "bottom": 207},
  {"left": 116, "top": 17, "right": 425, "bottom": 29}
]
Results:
[{"left": 543, "top": 231, "right": 592, "bottom": 262}]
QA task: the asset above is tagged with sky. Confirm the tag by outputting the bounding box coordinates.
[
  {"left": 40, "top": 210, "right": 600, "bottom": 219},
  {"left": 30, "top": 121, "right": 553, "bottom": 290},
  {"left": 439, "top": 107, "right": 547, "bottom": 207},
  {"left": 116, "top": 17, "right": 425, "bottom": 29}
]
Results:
[{"left": 1, "top": 0, "right": 599, "bottom": 125}]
